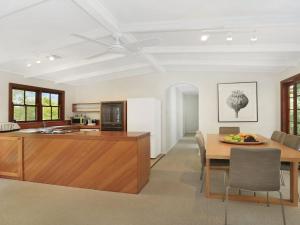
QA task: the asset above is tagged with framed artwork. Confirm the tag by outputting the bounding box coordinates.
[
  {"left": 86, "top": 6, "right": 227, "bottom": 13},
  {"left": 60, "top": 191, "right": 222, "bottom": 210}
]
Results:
[{"left": 217, "top": 82, "right": 258, "bottom": 122}]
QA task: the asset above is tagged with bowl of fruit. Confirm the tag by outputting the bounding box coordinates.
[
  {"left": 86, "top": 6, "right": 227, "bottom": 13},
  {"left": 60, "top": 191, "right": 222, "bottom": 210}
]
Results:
[{"left": 220, "top": 133, "right": 265, "bottom": 145}]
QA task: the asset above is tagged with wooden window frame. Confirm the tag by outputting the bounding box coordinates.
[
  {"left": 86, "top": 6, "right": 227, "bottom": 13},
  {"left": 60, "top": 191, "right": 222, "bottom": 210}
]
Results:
[
  {"left": 9, "top": 83, "right": 65, "bottom": 123},
  {"left": 11, "top": 89, "right": 37, "bottom": 122},
  {"left": 41, "top": 92, "right": 61, "bottom": 121},
  {"left": 281, "top": 73, "right": 300, "bottom": 134}
]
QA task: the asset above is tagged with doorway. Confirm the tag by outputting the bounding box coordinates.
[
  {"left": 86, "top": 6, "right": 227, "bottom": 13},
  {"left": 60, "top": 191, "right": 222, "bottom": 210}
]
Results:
[{"left": 166, "top": 83, "right": 199, "bottom": 151}]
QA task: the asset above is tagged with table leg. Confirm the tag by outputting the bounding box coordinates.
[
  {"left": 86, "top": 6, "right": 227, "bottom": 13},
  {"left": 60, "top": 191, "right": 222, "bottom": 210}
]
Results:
[
  {"left": 205, "top": 159, "right": 211, "bottom": 197},
  {"left": 290, "top": 162, "right": 298, "bottom": 206}
]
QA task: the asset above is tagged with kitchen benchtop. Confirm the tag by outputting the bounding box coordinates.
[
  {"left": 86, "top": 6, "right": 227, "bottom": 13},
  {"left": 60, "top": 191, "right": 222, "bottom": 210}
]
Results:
[{"left": 0, "top": 130, "right": 150, "bottom": 140}]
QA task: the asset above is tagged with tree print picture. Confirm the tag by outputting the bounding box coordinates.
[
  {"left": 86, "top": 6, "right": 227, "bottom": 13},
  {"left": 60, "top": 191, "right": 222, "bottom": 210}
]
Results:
[{"left": 218, "top": 82, "right": 258, "bottom": 122}]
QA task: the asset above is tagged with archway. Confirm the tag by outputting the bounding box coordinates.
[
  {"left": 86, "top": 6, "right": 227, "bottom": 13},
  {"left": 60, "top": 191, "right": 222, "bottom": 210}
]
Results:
[{"left": 165, "top": 82, "right": 199, "bottom": 151}]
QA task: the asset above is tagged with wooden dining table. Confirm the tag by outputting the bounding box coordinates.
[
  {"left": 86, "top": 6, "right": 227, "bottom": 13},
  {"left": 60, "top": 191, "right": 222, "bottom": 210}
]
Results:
[{"left": 205, "top": 134, "right": 300, "bottom": 206}]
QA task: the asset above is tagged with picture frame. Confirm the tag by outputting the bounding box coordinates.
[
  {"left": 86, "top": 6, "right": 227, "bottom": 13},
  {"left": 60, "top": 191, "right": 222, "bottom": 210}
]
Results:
[{"left": 217, "top": 82, "right": 258, "bottom": 122}]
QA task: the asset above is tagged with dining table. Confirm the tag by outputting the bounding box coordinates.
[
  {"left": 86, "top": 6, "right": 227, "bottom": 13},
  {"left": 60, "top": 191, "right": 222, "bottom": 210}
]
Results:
[{"left": 205, "top": 134, "right": 300, "bottom": 206}]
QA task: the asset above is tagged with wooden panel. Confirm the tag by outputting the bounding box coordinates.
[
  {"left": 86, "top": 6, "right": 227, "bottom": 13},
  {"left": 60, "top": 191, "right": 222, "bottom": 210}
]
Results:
[
  {"left": 0, "top": 136, "right": 23, "bottom": 179},
  {"left": 23, "top": 135, "right": 149, "bottom": 194},
  {"left": 137, "top": 135, "right": 150, "bottom": 191}
]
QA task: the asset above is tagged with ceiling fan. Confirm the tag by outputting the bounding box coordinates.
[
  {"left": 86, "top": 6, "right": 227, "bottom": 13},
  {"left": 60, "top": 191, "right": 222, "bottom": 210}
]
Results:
[{"left": 72, "top": 33, "right": 160, "bottom": 59}]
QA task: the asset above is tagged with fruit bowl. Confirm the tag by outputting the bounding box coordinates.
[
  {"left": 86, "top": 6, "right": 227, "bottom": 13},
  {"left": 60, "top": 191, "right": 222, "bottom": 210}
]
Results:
[{"left": 220, "top": 133, "right": 265, "bottom": 145}]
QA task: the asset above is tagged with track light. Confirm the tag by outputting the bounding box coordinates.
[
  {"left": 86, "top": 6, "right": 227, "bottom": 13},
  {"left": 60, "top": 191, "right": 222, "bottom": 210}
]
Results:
[
  {"left": 200, "top": 34, "right": 210, "bottom": 42},
  {"left": 250, "top": 35, "right": 258, "bottom": 42},
  {"left": 226, "top": 33, "right": 233, "bottom": 41},
  {"left": 48, "top": 56, "right": 55, "bottom": 61}
]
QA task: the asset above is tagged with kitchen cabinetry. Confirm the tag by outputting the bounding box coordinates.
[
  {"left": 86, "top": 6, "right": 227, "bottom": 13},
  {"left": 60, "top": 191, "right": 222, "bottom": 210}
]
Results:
[
  {"left": 0, "top": 136, "right": 23, "bottom": 179},
  {"left": 72, "top": 103, "right": 100, "bottom": 113}
]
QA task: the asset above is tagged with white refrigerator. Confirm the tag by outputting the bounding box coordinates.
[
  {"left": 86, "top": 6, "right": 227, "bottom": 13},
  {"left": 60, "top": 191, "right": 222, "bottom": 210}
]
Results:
[{"left": 127, "top": 98, "right": 162, "bottom": 158}]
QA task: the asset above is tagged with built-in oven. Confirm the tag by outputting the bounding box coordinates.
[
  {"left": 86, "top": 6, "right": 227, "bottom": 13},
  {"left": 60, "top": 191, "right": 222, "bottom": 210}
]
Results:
[{"left": 101, "top": 101, "right": 126, "bottom": 131}]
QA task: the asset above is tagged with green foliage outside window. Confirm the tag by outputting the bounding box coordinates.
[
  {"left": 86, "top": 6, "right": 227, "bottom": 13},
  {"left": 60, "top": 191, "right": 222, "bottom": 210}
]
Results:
[{"left": 12, "top": 88, "right": 61, "bottom": 122}]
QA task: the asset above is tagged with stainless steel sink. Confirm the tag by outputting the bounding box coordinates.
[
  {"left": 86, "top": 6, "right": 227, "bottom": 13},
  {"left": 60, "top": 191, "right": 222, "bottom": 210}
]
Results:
[{"left": 19, "top": 128, "right": 63, "bottom": 134}]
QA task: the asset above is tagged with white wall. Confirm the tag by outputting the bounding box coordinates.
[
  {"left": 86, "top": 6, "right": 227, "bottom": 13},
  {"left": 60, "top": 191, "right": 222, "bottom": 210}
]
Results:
[
  {"left": 176, "top": 88, "right": 183, "bottom": 140},
  {"left": 166, "top": 86, "right": 183, "bottom": 150},
  {"left": 183, "top": 94, "right": 199, "bottom": 134},
  {"left": 166, "top": 86, "right": 177, "bottom": 149},
  {"left": 0, "top": 71, "right": 74, "bottom": 122},
  {"left": 72, "top": 71, "right": 281, "bottom": 153}
]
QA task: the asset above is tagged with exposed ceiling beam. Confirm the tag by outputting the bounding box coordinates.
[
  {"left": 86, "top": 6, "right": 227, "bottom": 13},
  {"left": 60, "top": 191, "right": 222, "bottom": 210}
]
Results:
[
  {"left": 165, "top": 66, "right": 280, "bottom": 73},
  {"left": 143, "top": 44, "right": 300, "bottom": 54},
  {"left": 55, "top": 63, "right": 149, "bottom": 83},
  {"left": 25, "top": 53, "right": 125, "bottom": 78},
  {"left": 71, "top": 0, "right": 165, "bottom": 73},
  {"left": 0, "top": 0, "right": 50, "bottom": 21},
  {"left": 71, "top": 71, "right": 154, "bottom": 85},
  {"left": 160, "top": 60, "right": 296, "bottom": 67},
  {"left": 72, "top": 0, "right": 120, "bottom": 34},
  {"left": 121, "top": 15, "right": 300, "bottom": 33}
]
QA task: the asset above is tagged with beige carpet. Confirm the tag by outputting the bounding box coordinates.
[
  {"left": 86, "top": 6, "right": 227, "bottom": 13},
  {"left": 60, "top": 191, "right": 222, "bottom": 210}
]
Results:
[{"left": 1, "top": 136, "right": 300, "bottom": 225}]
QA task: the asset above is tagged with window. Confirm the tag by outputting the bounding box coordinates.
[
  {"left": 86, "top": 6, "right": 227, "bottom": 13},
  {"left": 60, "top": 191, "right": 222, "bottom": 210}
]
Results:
[
  {"left": 42, "top": 92, "right": 60, "bottom": 120},
  {"left": 12, "top": 89, "right": 37, "bottom": 122},
  {"left": 281, "top": 74, "right": 300, "bottom": 134},
  {"left": 9, "top": 83, "right": 65, "bottom": 123}
]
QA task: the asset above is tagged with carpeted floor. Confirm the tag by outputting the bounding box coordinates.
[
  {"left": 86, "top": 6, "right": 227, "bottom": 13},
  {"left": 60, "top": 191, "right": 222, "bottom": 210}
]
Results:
[{"left": 1, "top": 136, "right": 300, "bottom": 225}]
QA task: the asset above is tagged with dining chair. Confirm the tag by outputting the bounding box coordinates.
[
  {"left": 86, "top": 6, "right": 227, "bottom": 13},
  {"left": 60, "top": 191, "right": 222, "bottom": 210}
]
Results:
[
  {"left": 195, "top": 130, "right": 205, "bottom": 147},
  {"left": 225, "top": 147, "right": 286, "bottom": 225},
  {"left": 280, "top": 134, "right": 300, "bottom": 201},
  {"left": 271, "top": 131, "right": 287, "bottom": 185},
  {"left": 271, "top": 131, "right": 286, "bottom": 144},
  {"left": 195, "top": 133, "right": 229, "bottom": 196},
  {"left": 282, "top": 134, "right": 300, "bottom": 150},
  {"left": 219, "top": 127, "right": 240, "bottom": 135}
]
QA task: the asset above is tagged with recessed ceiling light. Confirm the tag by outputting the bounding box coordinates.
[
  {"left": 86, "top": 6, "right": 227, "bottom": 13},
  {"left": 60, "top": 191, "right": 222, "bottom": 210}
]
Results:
[
  {"left": 26, "top": 63, "right": 32, "bottom": 67},
  {"left": 250, "top": 36, "right": 258, "bottom": 42},
  {"left": 200, "top": 34, "right": 210, "bottom": 42},
  {"left": 226, "top": 34, "right": 233, "bottom": 41},
  {"left": 36, "top": 60, "right": 41, "bottom": 64},
  {"left": 48, "top": 55, "right": 55, "bottom": 61}
]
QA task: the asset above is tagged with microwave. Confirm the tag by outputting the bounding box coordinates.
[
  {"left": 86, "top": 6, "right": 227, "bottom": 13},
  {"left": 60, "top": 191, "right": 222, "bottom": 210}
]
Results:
[{"left": 71, "top": 118, "right": 81, "bottom": 124}]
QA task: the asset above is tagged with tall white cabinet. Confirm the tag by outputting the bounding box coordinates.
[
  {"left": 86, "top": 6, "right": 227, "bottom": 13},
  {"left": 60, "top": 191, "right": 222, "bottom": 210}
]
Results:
[{"left": 127, "top": 98, "right": 162, "bottom": 158}]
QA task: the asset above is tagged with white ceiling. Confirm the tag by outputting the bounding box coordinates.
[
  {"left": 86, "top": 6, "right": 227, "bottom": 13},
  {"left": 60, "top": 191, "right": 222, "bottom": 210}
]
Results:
[{"left": 0, "top": 0, "right": 300, "bottom": 85}]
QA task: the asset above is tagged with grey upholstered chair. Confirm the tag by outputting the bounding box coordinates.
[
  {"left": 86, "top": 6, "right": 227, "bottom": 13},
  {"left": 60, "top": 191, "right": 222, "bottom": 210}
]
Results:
[
  {"left": 219, "top": 127, "right": 240, "bottom": 135},
  {"left": 195, "top": 130, "right": 205, "bottom": 147},
  {"left": 225, "top": 148, "right": 286, "bottom": 225},
  {"left": 271, "top": 131, "right": 286, "bottom": 144},
  {"left": 195, "top": 133, "right": 229, "bottom": 195},
  {"left": 283, "top": 134, "right": 300, "bottom": 150},
  {"left": 280, "top": 134, "right": 300, "bottom": 201}
]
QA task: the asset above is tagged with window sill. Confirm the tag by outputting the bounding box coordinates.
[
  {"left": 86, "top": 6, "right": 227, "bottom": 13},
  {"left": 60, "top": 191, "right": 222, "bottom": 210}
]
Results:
[{"left": 17, "top": 120, "right": 70, "bottom": 129}]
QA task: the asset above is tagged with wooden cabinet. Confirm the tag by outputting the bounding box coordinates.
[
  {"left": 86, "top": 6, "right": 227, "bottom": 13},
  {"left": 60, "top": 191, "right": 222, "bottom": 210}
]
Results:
[
  {"left": 0, "top": 131, "right": 150, "bottom": 194},
  {"left": 0, "top": 136, "right": 23, "bottom": 180},
  {"left": 72, "top": 102, "right": 100, "bottom": 113}
]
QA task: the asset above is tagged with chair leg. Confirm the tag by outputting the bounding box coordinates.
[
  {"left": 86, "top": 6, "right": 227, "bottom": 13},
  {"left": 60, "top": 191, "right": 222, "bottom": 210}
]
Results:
[
  {"left": 278, "top": 191, "right": 287, "bottom": 225},
  {"left": 266, "top": 192, "right": 270, "bottom": 207},
  {"left": 200, "top": 166, "right": 204, "bottom": 180},
  {"left": 222, "top": 171, "right": 227, "bottom": 202},
  {"left": 224, "top": 186, "right": 230, "bottom": 225},
  {"left": 200, "top": 169, "right": 205, "bottom": 193},
  {"left": 280, "top": 171, "right": 285, "bottom": 186}
]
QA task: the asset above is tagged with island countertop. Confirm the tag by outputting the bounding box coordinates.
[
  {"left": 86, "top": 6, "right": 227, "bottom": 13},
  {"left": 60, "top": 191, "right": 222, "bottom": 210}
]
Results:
[
  {"left": 0, "top": 130, "right": 150, "bottom": 141},
  {"left": 0, "top": 130, "right": 150, "bottom": 194}
]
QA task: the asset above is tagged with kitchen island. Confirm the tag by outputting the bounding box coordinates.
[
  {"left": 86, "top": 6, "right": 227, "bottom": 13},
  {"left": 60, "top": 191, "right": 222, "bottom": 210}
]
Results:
[{"left": 0, "top": 130, "right": 150, "bottom": 194}]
